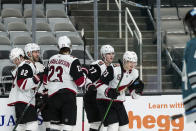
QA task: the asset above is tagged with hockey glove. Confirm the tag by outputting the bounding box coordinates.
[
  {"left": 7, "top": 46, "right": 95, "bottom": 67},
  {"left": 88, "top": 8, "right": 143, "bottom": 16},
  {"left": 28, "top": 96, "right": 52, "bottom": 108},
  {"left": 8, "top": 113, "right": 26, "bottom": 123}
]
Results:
[
  {"left": 86, "top": 83, "right": 97, "bottom": 91},
  {"left": 105, "top": 88, "right": 120, "bottom": 99},
  {"left": 35, "top": 62, "right": 45, "bottom": 73},
  {"left": 129, "top": 79, "right": 144, "bottom": 94},
  {"left": 81, "top": 67, "right": 88, "bottom": 75},
  {"left": 35, "top": 93, "right": 48, "bottom": 109}
]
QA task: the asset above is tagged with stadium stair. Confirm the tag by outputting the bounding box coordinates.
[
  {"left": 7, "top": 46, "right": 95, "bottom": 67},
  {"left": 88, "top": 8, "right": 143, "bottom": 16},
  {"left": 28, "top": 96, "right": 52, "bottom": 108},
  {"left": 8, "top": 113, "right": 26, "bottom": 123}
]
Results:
[{"left": 69, "top": 0, "right": 180, "bottom": 92}]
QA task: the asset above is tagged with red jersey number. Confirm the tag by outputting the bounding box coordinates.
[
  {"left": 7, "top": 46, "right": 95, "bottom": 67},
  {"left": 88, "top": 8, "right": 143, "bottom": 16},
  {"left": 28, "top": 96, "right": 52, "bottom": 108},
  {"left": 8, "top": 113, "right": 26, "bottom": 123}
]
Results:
[{"left": 48, "top": 65, "right": 63, "bottom": 82}]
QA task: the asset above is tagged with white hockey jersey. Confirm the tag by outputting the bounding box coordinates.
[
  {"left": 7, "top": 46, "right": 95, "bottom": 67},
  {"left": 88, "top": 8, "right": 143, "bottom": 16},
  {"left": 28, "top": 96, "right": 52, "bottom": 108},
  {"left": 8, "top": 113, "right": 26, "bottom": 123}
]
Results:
[
  {"left": 96, "top": 64, "right": 139, "bottom": 102},
  {"left": 86, "top": 60, "right": 107, "bottom": 86},
  {"left": 8, "top": 60, "right": 39, "bottom": 106},
  {"left": 46, "top": 54, "right": 86, "bottom": 96},
  {"left": 34, "top": 62, "right": 48, "bottom": 94}
]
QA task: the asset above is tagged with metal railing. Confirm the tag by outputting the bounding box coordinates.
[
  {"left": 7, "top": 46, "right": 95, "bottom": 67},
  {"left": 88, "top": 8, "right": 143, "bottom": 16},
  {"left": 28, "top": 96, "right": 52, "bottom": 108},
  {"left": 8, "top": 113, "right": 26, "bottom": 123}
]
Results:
[
  {"left": 125, "top": 7, "right": 143, "bottom": 79},
  {"left": 107, "top": 0, "right": 122, "bottom": 38},
  {"left": 121, "top": 0, "right": 156, "bottom": 30},
  {"left": 107, "top": 0, "right": 156, "bottom": 38},
  {"left": 165, "top": 48, "right": 182, "bottom": 76},
  {"left": 107, "top": 0, "right": 123, "bottom": 38},
  {"left": 114, "top": 0, "right": 122, "bottom": 38}
]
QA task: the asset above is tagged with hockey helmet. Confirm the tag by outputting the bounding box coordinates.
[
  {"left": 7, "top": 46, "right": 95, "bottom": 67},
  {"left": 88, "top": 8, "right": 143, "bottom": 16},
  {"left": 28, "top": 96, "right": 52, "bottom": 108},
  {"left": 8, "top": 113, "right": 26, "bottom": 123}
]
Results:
[
  {"left": 100, "top": 45, "right": 114, "bottom": 58},
  {"left": 24, "top": 43, "right": 40, "bottom": 58},
  {"left": 123, "top": 51, "right": 137, "bottom": 63},
  {"left": 58, "top": 36, "right": 72, "bottom": 52},
  {"left": 9, "top": 47, "right": 25, "bottom": 62},
  {"left": 184, "top": 8, "right": 196, "bottom": 34}
]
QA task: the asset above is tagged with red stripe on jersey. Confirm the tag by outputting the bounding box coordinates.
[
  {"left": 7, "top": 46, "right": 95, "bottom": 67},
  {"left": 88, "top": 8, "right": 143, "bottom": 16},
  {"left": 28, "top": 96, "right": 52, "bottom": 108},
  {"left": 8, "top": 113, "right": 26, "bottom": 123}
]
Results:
[
  {"left": 43, "top": 75, "right": 47, "bottom": 85},
  {"left": 118, "top": 85, "right": 127, "bottom": 92},
  {"left": 96, "top": 80, "right": 104, "bottom": 88},
  {"left": 22, "top": 80, "right": 27, "bottom": 90},
  {"left": 74, "top": 76, "right": 85, "bottom": 87},
  {"left": 17, "top": 78, "right": 25, "bottom": 88}
]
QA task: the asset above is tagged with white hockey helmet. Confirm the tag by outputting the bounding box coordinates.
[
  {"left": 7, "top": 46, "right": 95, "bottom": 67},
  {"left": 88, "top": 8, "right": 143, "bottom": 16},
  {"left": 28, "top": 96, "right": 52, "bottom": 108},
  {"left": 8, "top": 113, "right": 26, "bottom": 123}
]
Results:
[
  {"left": 24, "top": 43, "right": 40, "bottom": 58},
  {"left": 123, "top": 51, "right": 138, "bottom": 63},
  {"left": 9, "top": 47, "right": 25, "bottom": 62},
  {"left": 100, "top": 45, "right": 114, "bottom": 58},
  {"left": 58, "top": 36, "right": 72, "bottom": 52}
]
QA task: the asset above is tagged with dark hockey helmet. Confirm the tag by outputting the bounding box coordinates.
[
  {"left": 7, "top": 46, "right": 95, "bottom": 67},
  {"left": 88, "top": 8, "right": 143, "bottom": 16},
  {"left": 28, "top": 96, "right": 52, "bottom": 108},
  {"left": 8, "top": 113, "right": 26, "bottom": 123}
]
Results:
[{"left": 184, "top": 8, "right": 196, "bottom": 35}]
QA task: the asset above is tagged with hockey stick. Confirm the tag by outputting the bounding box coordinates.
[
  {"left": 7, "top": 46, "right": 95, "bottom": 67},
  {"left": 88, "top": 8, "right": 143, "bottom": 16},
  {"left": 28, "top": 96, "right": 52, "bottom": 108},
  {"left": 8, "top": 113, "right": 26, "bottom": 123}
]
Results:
[
  {"left": 13, "top": 78, "right": 43, "bottom": 131},
  {"left": 98, "top": 59, "right": 124, "bottom": 131},
  {"left": 81, "top": 28, "right": 85, "bottom": 131},
  {"left": 170, "top": 109, "right": 196, "bottom": 120}
]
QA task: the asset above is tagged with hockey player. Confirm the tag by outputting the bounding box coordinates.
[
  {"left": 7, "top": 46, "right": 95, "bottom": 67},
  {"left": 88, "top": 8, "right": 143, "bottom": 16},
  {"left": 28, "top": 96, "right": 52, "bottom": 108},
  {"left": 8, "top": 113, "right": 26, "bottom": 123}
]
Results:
[
  {"left": 46, "top": 36, "right": 86, "bottom": 131},
  {"left": 24, "top": 43, "right": 50, "bottom": 130},
  {"left": 96, "top": 51, "right": 144, "bottom": 131},
  {"left": 7, "top": 47, "right": 40, "bottom": 131},
  {"left": 181, "top": 8, "right": 196, "bottom": 123},
  {"left": 83, "top": 45, "right": 115, "bottom": 131}
]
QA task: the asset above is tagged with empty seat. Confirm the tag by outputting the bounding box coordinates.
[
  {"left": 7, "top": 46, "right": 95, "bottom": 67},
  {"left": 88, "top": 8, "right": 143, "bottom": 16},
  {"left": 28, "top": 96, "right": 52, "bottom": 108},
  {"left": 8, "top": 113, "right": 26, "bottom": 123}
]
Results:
[
  {"left": 27, "top": 22, "right": 51, "bottom": 31},
  {"left": 2, "top": 3, "right": 22, "bottom": 11},
  {"left": 7, "top": 22, "right": 28, "bottom": 31},
  {"left": 48, "top": 18, "right": 70, "bottom": 31},
  {"left": 0, "top": 36, "right": 11, "bottom": 45},
  {"left": 46, "top": 3, "right": 65, "bottom": 11},
  {"left": 34, "top": 23, "right": 51, "bottom": 31},
  {"left": 2, "top": 65, "right": 15, "bottom": 92},
  {"left": 56, "top": 32, "right": 83, "bottom": 45},
  {"left": 46, "top": 9, "right": 67, "bottom": 18},
  {"left": 26, "top": 18, "right": 48, "bottom": 30},
  {"left": 36, "top": 32, "right": 57, "bottom": 45},
  {"left": 24, "top": 3, "right": 44, "bottom": 10},
  {"left": 9, "top": 31, "right": 32, "bottom": 45},
  {"left": 24, "top": 9, "right": 45, "bottom": 18},
  {"left": 24, "top": 4, "right": 45, "bottom": 18},
  {"left": 0, "top": 50, "right": 10, "bottom": 59},
  {"left": 1, "top": 8, "right": 22, "bottom": 18},
  {"left": 43, "top": 49, "right": 58, "bottom": 59},
  {"left": 0, "top": 23, "right": 6, "bottom": 31},
  {"left": 13, "top": 36, "right": 32, "bottom": 45},
  {"left": 72, "top": 45, "right": 93, "bottom": 64},
  {"left": 3, "top": 17, "right": 25, "bottom": 29},
  {"left": 54, "top": 23, "right": 75, "bottom": 32}
]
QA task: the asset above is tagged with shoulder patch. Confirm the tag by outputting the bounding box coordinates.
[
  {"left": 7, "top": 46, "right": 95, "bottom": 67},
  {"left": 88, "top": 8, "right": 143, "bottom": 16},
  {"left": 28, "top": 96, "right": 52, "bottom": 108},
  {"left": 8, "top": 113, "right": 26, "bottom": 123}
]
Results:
[
  {"left": 98, "top": 61, "right": 104, "bottom": 66},
  {"left": 113, "top": 63, "right": 120, "bottom": 67}
]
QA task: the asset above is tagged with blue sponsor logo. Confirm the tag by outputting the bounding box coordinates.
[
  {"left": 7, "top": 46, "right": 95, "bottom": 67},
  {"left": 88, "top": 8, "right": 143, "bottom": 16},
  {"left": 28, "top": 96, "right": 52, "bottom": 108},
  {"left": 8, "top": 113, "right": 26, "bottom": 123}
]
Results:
[{"left": 0, "top": 114, "right": 43, "bottom": 126}]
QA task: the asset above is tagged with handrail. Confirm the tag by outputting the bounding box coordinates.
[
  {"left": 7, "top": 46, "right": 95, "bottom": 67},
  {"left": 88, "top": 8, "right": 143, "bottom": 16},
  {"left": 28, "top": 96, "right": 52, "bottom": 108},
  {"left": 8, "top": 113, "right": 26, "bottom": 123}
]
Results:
[
  {"left": 106, "top": 0, "right": 122, "bottom": 38},
  {"left": 125, "top": 7, "right": 143, "bottom": 79},
  {"left": 121, "top": 0, "right": 156, "bottom": 30},
  {"left": 107, "top": 0, "right": 156, "bottom": 38},
  {"left": 165, "top": 48, "right": 182, "bottom": 76}
]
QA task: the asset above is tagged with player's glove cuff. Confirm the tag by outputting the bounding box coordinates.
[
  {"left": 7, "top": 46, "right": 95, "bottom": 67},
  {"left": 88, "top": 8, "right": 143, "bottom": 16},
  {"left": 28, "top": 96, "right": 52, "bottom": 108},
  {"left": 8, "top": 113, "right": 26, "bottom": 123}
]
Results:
[
  {"left": 86, "top": 83, "right": 96, "bottom": 91},
  {"left": 105, "top": 88, "right": 120, "bottom": 99}
]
